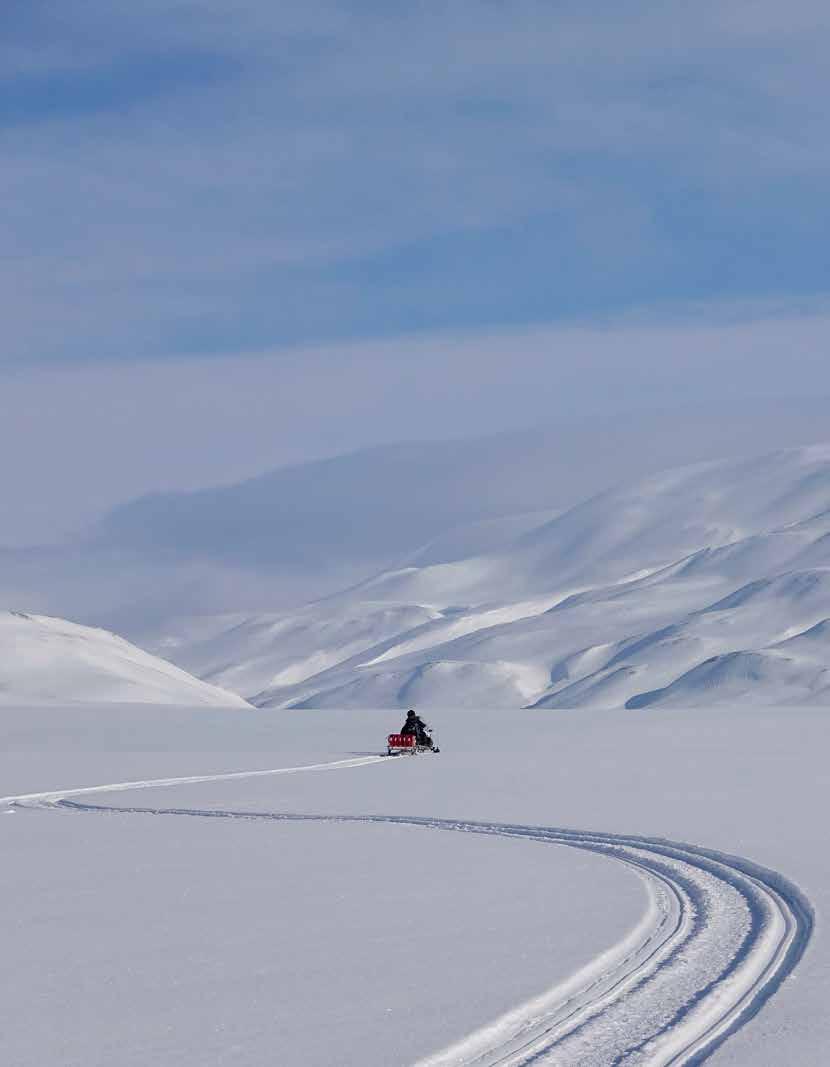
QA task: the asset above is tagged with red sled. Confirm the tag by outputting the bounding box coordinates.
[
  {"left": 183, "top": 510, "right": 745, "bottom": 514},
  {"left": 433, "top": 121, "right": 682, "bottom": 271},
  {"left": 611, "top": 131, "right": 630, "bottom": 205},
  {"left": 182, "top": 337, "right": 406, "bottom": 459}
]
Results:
[
  {"left": 386, "top": 731, "right": 440, "bottom": 755},
  {"left": 387, "top": 733, "right": 417, "bottom": 755}
]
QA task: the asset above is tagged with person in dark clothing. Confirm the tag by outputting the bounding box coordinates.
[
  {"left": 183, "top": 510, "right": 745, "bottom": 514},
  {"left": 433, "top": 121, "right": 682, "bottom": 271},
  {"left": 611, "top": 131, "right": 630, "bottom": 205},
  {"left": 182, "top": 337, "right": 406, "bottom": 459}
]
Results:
[{"left": 400, "top": 708, "right": 432, "bottom": 747}]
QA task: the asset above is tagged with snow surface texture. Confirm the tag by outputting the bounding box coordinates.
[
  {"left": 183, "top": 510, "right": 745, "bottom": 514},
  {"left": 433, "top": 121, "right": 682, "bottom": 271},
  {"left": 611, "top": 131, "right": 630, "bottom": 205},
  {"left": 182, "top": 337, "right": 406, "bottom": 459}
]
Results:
[
  {"left": 0, "top": 705, "right": 820, "bottom": 1065},
  {"left": 0, "top": 611, "right": 248, "bottom": 706},
  {"left": 146, "top": 444, "right": 830, "bottom": 709}
]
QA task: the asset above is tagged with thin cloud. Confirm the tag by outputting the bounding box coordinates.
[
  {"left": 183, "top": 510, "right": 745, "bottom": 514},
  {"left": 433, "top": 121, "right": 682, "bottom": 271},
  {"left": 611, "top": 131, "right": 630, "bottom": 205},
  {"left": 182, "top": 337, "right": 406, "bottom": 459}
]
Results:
[
  {"left": 3, "top": 302, "right": 830, "bottom": 543},
  {"left": 3, "top": 1, "right": 830, "bottom": 367}
]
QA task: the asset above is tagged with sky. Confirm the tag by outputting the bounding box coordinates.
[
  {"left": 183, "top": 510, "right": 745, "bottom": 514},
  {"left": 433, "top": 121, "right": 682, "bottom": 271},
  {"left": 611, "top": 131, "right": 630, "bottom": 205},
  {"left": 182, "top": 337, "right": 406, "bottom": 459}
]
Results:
[{"left": 3, "top": 1, "right": 830, "bottom": 541}]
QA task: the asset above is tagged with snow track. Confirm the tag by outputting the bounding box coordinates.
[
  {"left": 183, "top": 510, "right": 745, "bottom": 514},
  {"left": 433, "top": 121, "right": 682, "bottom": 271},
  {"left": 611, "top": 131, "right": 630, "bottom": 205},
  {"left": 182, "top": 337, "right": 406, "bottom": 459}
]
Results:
[
  {"left": 0, "top": 754, "right": 386, "bottom": 809},
  {"left": 6, "top": 762, "right": 812, "bottom": 1066}
]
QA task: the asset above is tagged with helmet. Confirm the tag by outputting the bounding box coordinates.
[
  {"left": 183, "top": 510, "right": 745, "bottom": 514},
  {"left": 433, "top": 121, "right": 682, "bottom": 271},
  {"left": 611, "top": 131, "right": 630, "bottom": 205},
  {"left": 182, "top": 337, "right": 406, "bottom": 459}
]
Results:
[{"left": 406, "top": 709, "right": 416, "bottom": 717}]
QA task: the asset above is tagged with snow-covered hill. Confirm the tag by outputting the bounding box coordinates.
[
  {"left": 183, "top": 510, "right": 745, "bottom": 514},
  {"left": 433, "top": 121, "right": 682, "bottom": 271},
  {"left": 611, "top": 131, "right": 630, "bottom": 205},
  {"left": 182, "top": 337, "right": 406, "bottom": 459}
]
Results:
[
  {"left": 7, "top": 400, "right": 829, "bottom": 632},
  {"left": 149, "top": 602, "right": 444, "bottom": 697},
  {"left": 144, "top": 444, "right": 830, "bottom": 710},
  {"left": 0, "top": 611, "right": 250, "bottom": 706}
]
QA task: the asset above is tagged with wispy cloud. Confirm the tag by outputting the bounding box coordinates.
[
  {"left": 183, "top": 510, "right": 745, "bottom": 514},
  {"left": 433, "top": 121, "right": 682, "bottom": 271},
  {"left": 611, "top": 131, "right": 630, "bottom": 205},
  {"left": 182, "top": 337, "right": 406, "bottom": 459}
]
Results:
[
  {"left": 3, "top": 1, "right": 830, "bottom": 366},
  {"left": 3, "top": 301, "right": 830, "bottom": 542}
]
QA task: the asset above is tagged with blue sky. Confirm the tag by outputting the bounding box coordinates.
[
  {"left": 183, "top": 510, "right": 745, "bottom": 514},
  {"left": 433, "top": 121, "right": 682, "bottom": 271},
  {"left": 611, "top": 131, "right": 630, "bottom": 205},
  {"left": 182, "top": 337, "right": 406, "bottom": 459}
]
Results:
[
  {"left": 3, "top": 2, "right": 830, "bottom": 539},
  {"left": 4, "top": 0, "right": 830, "bottom": 365}
]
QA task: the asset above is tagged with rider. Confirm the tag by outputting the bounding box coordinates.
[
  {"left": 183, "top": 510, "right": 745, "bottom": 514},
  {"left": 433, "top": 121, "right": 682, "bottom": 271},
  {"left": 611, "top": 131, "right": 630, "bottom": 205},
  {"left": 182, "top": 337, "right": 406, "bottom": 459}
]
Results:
[{"left": 400, "top": 708, "right": 432, "bottom": 747}]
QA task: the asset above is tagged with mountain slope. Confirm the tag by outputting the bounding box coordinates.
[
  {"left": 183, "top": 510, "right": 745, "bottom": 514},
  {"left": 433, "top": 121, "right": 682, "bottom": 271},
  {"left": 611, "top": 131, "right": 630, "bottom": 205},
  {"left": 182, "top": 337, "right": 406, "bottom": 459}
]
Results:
[
  {"left": 143, "top": 444, "right": 830, "bottom": 710},
  {"left": 0, "top": 611, "right": 250, "bottom": 706},
  {"left": 148, "top": 603, "right": 443, "bottom": 698},
  {"left": 6, "top": 402, "right": 830, "bottom": 629}
]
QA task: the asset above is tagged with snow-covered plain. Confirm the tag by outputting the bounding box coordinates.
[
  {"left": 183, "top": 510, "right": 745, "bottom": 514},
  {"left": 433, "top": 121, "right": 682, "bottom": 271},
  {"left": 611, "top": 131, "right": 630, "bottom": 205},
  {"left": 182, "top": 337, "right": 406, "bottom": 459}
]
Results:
[
  {"left": 0, "top": 611, "right": 248, "bottom": 706},
  {"left": 144, "top": 444, "right": 830, "bottom": 711},
  {"left": 1, "top": 704, "right": 825, "bottom": 1065}
]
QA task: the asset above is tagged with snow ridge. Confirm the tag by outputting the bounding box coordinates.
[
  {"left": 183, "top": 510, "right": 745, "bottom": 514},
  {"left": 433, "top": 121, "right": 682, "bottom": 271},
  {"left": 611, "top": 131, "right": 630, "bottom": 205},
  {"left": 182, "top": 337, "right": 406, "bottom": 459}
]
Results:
[{"left": 143, "top": 444, "right": 830, "bottom": 709}]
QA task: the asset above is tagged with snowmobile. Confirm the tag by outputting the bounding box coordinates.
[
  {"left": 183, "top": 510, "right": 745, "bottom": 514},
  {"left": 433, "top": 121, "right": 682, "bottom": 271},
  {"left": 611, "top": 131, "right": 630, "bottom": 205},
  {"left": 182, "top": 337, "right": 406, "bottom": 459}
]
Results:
[{"left": 387, "top": 725, "right": 440, "bottom": 756}]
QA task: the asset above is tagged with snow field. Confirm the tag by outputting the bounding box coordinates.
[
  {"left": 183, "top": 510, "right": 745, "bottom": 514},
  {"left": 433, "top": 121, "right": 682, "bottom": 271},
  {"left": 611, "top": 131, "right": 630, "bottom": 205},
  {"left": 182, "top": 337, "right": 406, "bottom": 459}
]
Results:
[
  {"left": 1, "top": 760, "right": 642, "bottom": 1066},
  {"left": 1, "top": 704, "right": 825, "bottom": 1064}
]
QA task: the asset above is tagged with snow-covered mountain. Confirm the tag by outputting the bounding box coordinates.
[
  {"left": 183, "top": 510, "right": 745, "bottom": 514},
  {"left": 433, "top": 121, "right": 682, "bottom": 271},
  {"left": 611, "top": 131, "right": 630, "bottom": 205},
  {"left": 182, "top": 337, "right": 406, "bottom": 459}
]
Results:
[
  {"left": 144, "top": 444, "right": 830, "bottom": 710},
  {"left": 6, "top": 400, "right": 829, "bottom": 631},
  {"left": 0, "top": 611, "right": 250, "bottom": 706}
]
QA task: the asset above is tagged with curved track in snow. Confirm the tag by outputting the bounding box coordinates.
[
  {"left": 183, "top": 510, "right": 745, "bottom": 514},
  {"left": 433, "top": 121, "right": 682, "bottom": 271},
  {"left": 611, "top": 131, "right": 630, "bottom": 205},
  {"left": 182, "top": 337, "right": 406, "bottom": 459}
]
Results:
[{"left": 6, "top": 761, "right": 812, "bottom": 1066}]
